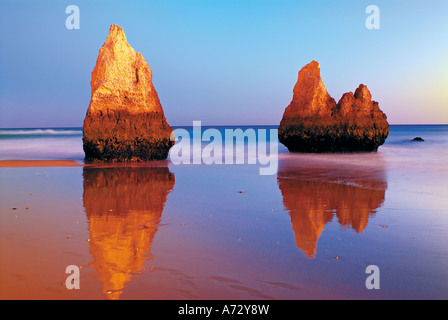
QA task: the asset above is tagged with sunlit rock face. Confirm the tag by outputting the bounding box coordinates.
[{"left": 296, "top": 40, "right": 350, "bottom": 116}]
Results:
[
  {"left": 278, "top": 61, "right": 389, "bottom": 152},
  {"left": 83, "top": 166, "right": 175, "bottom": 299},
  {"left": 83, "top": 25, "right": 173, "bottom": 161}
]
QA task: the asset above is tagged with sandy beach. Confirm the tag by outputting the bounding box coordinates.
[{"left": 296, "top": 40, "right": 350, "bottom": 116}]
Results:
[{"left": 1, "top": 125, "right": 447, "bottom": 300}]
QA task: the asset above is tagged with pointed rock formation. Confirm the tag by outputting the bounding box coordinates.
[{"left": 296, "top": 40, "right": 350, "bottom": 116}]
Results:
[
  {"left": 83, "top": 25, "right": 173, "bottom": 161},
  {"left": 278, "top": 61, "right": 389, "bottom": 152}
]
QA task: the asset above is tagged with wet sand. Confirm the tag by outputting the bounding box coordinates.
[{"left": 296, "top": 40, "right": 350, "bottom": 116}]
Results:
[
  {"left": 0, "top": 160, "right": 83, "bottom": 168},
  {"left": 1, "top": 152, "right": 447, "bottom": 300}
]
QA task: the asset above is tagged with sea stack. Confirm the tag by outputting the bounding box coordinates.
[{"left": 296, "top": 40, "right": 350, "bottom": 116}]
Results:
[
  {"left": 278, "top": 61, "right": 389, "bottom": 152},
  {"left": 83, "top": 25, "right": 173, "bottom": 161}
]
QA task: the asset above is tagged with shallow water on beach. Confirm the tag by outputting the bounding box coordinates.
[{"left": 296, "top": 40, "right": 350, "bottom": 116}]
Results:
[{"left": 1, "top": 125, "right": 447, "bottom": 299}]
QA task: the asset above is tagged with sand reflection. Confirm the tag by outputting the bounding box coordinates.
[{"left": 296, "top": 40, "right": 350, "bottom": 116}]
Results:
[
  {"left": 82, "top": 165, "right": 175, "bottom": 299},
  {"left": 277, "top": 155, "right": 387, "bottom": 258}
]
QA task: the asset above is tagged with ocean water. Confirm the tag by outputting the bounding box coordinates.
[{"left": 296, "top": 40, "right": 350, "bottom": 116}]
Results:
[
  {"left": 1, "top": 125, "right": 447, "bottom": 299},
  {"left": 0, "top": 128, "right": 84, "bottom": 160},
  {"left": 1, "top": 125, "right": 447, "bottom": 162}
]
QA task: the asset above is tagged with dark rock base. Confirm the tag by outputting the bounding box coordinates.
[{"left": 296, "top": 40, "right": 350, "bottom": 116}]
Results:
[
  {"left": 278, "top": 120, "right": 389, "bottom": 153},
  {"left": 83, "top": 110, "right": 173, "bottom": 162}
]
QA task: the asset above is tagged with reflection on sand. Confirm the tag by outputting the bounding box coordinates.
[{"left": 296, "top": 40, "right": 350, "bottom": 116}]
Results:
[
  {"left": 82, "top": 165, "right": 175, "bottom": 299},
  {"left": 277, "top": 155, "right": 387, "bottom": 258}
]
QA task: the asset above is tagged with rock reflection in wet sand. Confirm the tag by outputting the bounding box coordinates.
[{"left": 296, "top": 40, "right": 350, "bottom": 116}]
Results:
[
  {"left": 82, "top": 165, "right": 175, "bottom": 299},
  {"left": 277, "top": 156, "right": 387, "bottom": 258}
]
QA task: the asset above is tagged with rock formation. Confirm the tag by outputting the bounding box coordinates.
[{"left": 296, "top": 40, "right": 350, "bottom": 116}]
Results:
[
  {"left": 83, "top": 25, "right": 173, "bottom": 161},
  {"left": 278, "top": 61, "right": 389, "bottom": 152}
]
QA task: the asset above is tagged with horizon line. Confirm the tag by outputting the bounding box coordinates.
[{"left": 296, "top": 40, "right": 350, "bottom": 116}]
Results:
[{"left": 1, "top": 123, "right": 448, "bottom": 130}]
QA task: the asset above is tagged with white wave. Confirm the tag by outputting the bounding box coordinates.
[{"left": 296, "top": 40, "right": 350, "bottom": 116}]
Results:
[
  {"left": 0, "top": 129, "right": 82, "bottom": 135},
  {"left": 0, "top": 136, "right": 84, "bottom": 160}
]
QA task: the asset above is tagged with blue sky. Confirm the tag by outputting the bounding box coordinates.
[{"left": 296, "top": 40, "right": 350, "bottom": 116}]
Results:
[{"left": 0, "top": 0, "right": 447, "bottom": 127}]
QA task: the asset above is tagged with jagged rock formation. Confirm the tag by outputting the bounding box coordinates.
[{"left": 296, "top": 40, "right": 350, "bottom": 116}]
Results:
[
  {"left": 278, "top": 61, "right": 389, "bottom": 152},
  {"left": 83, "top": 25, "right": 173, "bottom": 161}
]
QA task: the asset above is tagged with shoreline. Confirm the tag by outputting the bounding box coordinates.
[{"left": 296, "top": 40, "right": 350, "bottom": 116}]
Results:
[{"left": 1, "top": 127, "right": 447, "bottom": 300}]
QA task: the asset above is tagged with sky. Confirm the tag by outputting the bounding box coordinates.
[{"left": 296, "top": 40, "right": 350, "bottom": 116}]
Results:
[{"left": 0, "top": 0, "right": 447, "bottom": 128}]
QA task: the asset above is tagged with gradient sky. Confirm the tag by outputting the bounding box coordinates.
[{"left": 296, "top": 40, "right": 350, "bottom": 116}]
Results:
[{"left": 0, "top": 0, "right": 447, "bottom": 127}]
